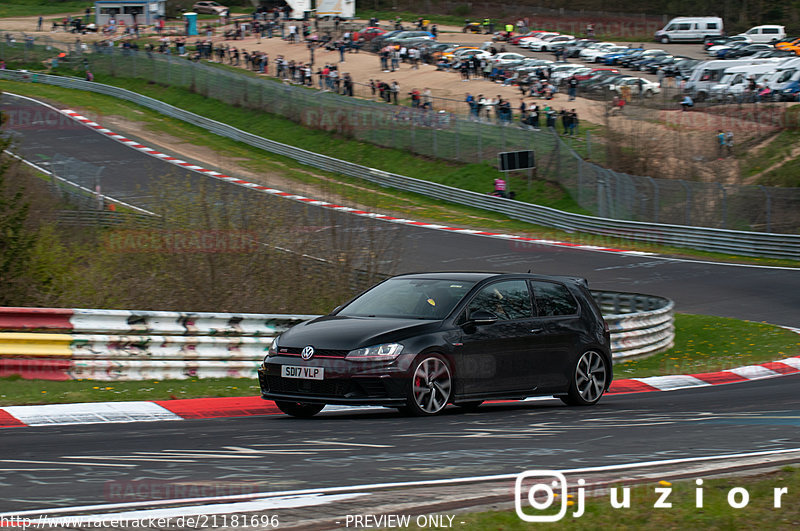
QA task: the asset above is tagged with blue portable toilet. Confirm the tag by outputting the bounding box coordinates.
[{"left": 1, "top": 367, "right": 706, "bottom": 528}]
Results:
[{"left": 184, "top": 12, "right": 198, "bottom": 36}]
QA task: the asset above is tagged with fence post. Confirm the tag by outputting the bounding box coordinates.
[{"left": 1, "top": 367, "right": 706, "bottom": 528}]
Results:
[
  {"left": 760, "top": 185, "right": 772, "bottom": 232},
  {"left": 477, "top": 121, "right": 482, "bottom": 161},
  {"left": 455, "top": 116, "right": 460, "bottom": 160},
  {"left": 680, "top": 180, "right": 692, "bottom": 226},
  {"left": 586, "top": 130, "right": 592, "bottom": 159}
]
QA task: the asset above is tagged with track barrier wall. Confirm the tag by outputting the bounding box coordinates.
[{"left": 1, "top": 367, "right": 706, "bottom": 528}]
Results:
[{"left": 0, "top": 293, "right": 673, "bottom": 380}]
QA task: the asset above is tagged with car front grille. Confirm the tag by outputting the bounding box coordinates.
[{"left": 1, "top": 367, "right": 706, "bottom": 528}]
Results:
[
  {"left": 266, "top": 375, "right": 349, "bottom": 396},
  {"left": 281, "top": 347, "right": 349, "bottom": 358}
]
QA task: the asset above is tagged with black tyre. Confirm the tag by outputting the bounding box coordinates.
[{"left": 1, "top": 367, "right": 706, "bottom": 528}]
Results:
[
  {"left": 560, "top": 350, "right": 608, "bottom": 406},
  {"left": 402, "top": 354, "right": 452, "bottom": 416},
  {"left": 275, "top": 401, "right": 325, "bottom": 418}
]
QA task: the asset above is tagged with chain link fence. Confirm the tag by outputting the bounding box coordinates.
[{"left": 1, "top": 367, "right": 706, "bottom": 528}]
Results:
[{"left": 2, "top": 35, "right": 799, "bottom": 234}]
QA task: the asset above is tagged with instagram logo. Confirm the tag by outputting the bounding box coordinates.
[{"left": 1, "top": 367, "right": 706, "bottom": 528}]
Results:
[{"left": 515, "top": 470, "right": 584, "bottom": 522}]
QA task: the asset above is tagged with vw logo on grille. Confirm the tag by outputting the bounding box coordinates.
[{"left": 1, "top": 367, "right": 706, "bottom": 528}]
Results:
[{"left": 301, "top": 346, "right": 315, "bottom": 360}]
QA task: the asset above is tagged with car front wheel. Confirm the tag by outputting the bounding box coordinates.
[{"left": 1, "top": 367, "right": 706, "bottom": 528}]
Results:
[
  {"left": 560, "top": 350, "right": 608, "bottom": 406},
  {"left": 402, "top": 354, "right": 452, "bottom": 416},
  {"left": 274, "top": 401, "right": 325, "bottom": 418}
]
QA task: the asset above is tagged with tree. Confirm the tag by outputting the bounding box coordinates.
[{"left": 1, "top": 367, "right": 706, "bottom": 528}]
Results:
[{"left": 0, "top": 109, "right": 35, "bottom": 305}]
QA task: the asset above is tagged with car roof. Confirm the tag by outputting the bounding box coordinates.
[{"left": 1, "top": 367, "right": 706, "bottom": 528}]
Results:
[{"left": 391, "top": 272, "right": 588, "bottom": 285}]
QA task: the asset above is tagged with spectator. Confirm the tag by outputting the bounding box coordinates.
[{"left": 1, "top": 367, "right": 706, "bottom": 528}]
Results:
[
  {"left": 725, "top": 131, "right": 734, "bottom": 155},
  {"left": 493, "top": 177, "right": 507, "bottom": 197},
  {"left": 422, "top": 88, "right": 433, "bottom": 110},
  {"left": 680, "top": 94, "right": 693, "bottom": 111},
  {"left": 717, "top": 130, "right": 726, "bottom": 159},
  {"left": 390, "top": 80, "right": 399, "bottom": 104}
]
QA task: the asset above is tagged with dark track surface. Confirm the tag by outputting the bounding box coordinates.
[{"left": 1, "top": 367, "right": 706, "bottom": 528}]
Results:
[
  {"left": 1, "top": 375, "right": 799, "bottom": 512},
  {"left": 2, "top": 93, "right": 798, "bottom": 325},
  {"left": 1, "top": 93, "right": 799, "bottom": 514}
]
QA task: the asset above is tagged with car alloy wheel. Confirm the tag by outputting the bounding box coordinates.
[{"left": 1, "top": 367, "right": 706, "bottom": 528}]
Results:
[
  {"left": 274, "top": 401, "right": 325, "bottom": 418},
  {"left": 561, "top": 350, "right": 607, "bottom": 406},
  {"left": 404, "top": 355, "right": 452, "bottom": 416}
]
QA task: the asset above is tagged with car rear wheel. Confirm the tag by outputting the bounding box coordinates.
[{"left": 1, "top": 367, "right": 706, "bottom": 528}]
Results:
[
  {"left": 660, "top": 36, "right": 670, "bottom": 44},
  {"left": 560, "top": 350, "right": 608, "bottom": 406},
  {"left": 274, "top": 401, "right": 325, "bottom": 418},
  {"left": 402, "top": 354, "right": 452, "bottom": 416}
]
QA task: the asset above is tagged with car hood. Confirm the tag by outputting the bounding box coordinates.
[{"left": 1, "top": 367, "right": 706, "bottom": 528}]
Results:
[{"left": 278, "top": 315, "right": 442, "bottom": 350}]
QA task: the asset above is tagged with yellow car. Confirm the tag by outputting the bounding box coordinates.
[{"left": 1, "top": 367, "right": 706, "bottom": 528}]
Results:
[{"left": 775, "top": 37, "right": 800, "bottom": 51}]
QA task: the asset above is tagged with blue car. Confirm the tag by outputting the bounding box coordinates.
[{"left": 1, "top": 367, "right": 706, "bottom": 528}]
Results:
[{"left": 602, "top": 48, "right": 642, "bottom": 65}]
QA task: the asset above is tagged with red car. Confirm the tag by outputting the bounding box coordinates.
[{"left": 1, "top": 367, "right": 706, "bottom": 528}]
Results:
[
  {"left": 574, "top": 67, "right": 620, "bottom": 81},
  {"left": 352, "top": 26, "right": 386, "bottom": 42},
  {"left": 509, "top": 31, "right": 548, "bottom": 45}
]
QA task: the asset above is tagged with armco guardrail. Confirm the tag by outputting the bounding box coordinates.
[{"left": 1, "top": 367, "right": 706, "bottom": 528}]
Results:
[
  {"left": 5, "top": 71, "right": 795, "bottom": 259},
  {"left": 0, "top": 295, "right": 672, "bottom": 380}
]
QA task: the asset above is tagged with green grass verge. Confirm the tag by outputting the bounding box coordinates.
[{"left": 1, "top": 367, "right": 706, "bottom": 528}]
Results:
[
  {"left": 0, "top": 1, "right": 87, "bottom": 18},
  {"left": 416, "top": 467, "right": 800, "bottom": 529},
  {"left": 1, "top": 313, "right": 796, "bottom": 406},
  {"left": 616, "top": 314, "right": 800, "bottom": 378},
  {"left": 742, "top": 127, "right": 800, "bottom": 188},
  {"left": 2, "top": 77, "right": 798, "bottom": 268}
]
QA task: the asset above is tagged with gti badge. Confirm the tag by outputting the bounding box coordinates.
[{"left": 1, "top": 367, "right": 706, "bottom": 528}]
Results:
[{"left": 301, "top": 346, "right": 315, "bottom": 360}]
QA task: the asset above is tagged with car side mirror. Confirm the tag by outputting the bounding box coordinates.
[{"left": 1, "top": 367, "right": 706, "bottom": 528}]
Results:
[{"left": 468, "top": 310, "right": 498, "bottom": 325}]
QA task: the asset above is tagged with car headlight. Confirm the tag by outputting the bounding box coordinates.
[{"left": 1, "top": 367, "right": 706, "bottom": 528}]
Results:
[
  {"left": 266, "top": 336, "right": 280, "bottom": 362},
  {"left": 346, "top": 343, "right": 404, "bottom": 361}
]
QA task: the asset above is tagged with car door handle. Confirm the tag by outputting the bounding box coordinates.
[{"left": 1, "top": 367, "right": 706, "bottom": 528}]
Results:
[{"left": 529, "top": 328, "right": 543, "bottom": 334}]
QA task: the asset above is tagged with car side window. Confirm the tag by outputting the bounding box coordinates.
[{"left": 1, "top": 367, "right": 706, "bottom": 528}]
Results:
[
  {"left": 468, "top": 280, "right": 532, "bottom": 321},
  {"left": 531, "top": 281, "right": 579, "bottom": 317}
]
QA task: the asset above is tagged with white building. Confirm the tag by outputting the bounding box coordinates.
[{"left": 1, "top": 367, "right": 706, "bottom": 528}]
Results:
[{"left": 94, "top": 0, "right": 166, "bottom": 26}]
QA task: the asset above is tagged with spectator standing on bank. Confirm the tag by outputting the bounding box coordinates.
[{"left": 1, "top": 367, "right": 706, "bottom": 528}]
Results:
[
  {"left": 37, "top": 16, "right": 43, "bottom": 31},
  {"left": 716, "top": 130, "right": 726, "bottom": 159},
  {"left": 343, "top": 72, "right": 353, "bottom": 96},
  {"left": 390, "top": 80, "right": 399, "bottom": 104},
  {"left": 422, "top": 88, "right": 433, "bottom": 109},
  {"left": 568, "top": 75, "right": 578, "bottom": 101},
  {"left": 568, "top": 109, "right": 578, "bottom": 135},
  {"left": 725, "top": 131, "right": 734, "bottom": 155},
  {"left": 466, "top": 92, "right": 477, "bottom": 119}
]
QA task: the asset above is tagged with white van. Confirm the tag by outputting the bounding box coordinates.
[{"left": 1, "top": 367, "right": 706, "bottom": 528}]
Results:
[
  {"left": 686, "top": 58, "right": 787, "bottom": 99},
  {"left": 654, "top": 17, "right": 723, "bottom": 43},
  {"left": 709, "top": 64, "right": 779, "bottom": 101},
  {"left": 761, "top": 58, "right": 800, "bottom": 91},
  {"left": 737, "top": 25, "right": 787, "bottom": 44}
]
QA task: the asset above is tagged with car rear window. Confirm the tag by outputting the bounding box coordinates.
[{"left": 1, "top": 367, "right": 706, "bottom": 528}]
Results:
[{"left": 532, "top": 281, "right": 579, "bottom": 316}]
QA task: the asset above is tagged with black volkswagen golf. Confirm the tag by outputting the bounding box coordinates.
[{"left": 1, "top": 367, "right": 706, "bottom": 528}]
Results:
[{"left": 259, "top": 272, "right": 612, "bottom": 417}]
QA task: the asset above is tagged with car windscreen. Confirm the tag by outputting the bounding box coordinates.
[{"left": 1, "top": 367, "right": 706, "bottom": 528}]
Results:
[{"left": 337, "top": 278, "right": 476, "bottom": 319}]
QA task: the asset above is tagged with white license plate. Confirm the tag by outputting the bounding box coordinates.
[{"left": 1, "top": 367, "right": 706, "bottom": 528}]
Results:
[{"left": 281, "top": 365, "right": 324, "bottom": 380}]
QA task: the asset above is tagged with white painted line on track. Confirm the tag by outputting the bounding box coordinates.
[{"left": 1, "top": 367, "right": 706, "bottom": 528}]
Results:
[
  {"left": 2, "top": 402, "right": 182, "bottom": 426},
  {"left": 4, "top": 447, "right": 799, "bottom": 519}
]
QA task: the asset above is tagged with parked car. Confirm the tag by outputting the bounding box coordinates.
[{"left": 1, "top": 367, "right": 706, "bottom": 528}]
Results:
[
  {"left": 579, "top": 43, "right": 619, "bottom": 61},
  {"left": 519, "top": 32, "right": 560, "bottom": 48},
  {"left": 601, "top": 48, "right": 643, "bottom": 65},
  {"left": 608, "top": 77, "right": 662, "bottom": 97},
  {"left": 352, "top": 26, "right": 387, "bottom": 42},
  {"left": 192, "top": 1, "right": 228, "bottom": 15},
  {"left": 704, "top": 35, "right": 751, "bottom": 49},
  {"left": 493, "top": 52, "right": 528, "bottom": 65},
  {"left": 530, "top": 35, "right": 575, "bottom": 52},
  {"left": 563, "top": 39, "right": 599, "bottom": 58},
  {"left": 724, "top": 44, "right": 774, "bottom": 59},
  {"left": 574, "top": 67, "right": 620, "bottom": 81},
  {"left": 259, "top": 272, "right": 612, "bottom": 417},
  {"left": 737, "top": 25, "right": 786, "bottom": 44}
]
